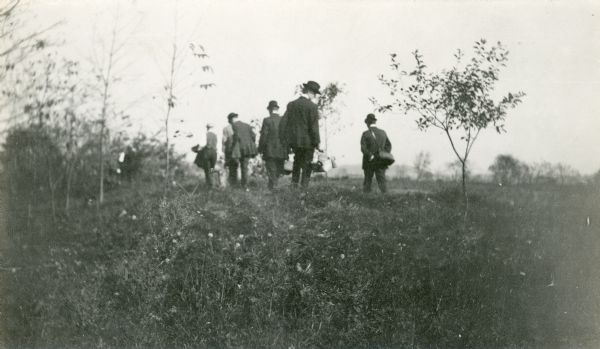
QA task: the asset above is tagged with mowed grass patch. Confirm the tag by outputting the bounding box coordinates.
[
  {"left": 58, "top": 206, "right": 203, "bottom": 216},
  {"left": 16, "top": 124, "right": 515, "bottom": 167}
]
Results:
[{"left": 2, "top": 181, "right": 600, "bottom": 348}]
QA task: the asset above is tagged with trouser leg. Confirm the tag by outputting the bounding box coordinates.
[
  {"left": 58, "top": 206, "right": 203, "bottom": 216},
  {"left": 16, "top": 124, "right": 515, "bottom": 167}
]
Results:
[
  {"left": 292, "top": 150, "right": 303, "bottom": 186},
  {"left": 228, "top": 161, "right": 239, "bottom": 186},
  {"left": 300, "top": 148, "right": 315, "bottom": 187},
  {"left": 240, "top": 157, "right": 249, "bottom": 187},
  {"left": 375, "top": 167, "right": 387, "bottom": 193},
  {"left": 204, "top": 167, "right": 212, "bottom": 188},
  {"left": 265, "top": 159, "right": 278, "bottom": 189},
  {"left": 277, "top": 159, "right": 285, "bottom": 176},
  {"left": 363, "top": 168, "right": 374, "bottom": 193}
]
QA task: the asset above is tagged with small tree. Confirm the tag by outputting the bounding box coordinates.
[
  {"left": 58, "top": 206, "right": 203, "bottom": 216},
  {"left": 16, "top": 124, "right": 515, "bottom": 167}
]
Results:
[
  {"left": 88, "top": 8, "right": 137, "bottom": 207},
  {"left": 156, "top": 3, "right": 214, "bottom": 193},
  {"left": 295, "top": 82, "right": 345, "bottom": 152},
  {"left": 316, "top": 83, "right": 346, "bottom": 152},
  {"left": 160, "top": 40, "right": 213, "bottom": 192},
  {"left": 555, "top": 163, "right": 581, "bottom": 185},
  {"left": 531, "top": 161, "right": 557, "bottom": 184},
  {"left": 373, "top": 39, "right": 525, "bottom": 199},
  {"left": 489, "top": 154, "right": 523, "bottom": 185},
  {"left": 413, "top": 151, "right": 432, "bottom": 181}
]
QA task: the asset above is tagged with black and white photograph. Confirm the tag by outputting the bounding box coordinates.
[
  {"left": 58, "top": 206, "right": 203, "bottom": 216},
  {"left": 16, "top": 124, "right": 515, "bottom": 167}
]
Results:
[{"left": 0, "top": 0, "right": 599, "bottom": 348}]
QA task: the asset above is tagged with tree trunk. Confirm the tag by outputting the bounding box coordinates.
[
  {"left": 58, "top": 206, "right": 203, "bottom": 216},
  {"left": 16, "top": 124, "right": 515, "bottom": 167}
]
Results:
[
  {"left": 165, "top": 112, "right": 170, "bottom": 192},
  {"left": 65, "top": 163, "right": 73, "bottom": 214},
  {"left": 164, "top": 42, "right": 177, "bottom": 194},
  {"left": 461, "top": 160, "right": 467, "bottom": 198},
  {"left": 98, "top": 122, "right": 105, "bottom": 208},
  {"left": 461, "top": 159, "right": 470, "bottom": 222}
]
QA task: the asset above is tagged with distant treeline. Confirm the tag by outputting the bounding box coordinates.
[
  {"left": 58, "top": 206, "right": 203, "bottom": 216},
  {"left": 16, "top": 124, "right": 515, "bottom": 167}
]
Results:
[{"left": 329, "top": 152, "right": 599, "bottom": 186}]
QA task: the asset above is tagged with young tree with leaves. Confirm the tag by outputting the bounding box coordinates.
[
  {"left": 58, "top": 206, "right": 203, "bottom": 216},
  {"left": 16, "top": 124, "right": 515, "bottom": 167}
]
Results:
[
  {"left": 373, "top": 39, "right": 525, "bottom": 199},
  {"left": 294, "top": 82, "right": 345, "bottom": 153},
  {"left": 157, "top": 3, "right": 214, "bottom": 193}
]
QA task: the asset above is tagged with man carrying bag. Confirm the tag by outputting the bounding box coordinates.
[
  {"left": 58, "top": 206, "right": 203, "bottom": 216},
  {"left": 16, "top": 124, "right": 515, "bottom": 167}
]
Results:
[{"left": 360, "top": 113, "right": 393, "bottom": 194}]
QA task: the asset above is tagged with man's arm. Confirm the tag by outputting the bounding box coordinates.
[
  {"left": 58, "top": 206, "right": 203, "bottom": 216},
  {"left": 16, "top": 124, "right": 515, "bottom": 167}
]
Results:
[
  {"left": 279, "top": 110, "right": 289, "bottom": 148},
  {"left": 249, "top": 123, "right": 256, "bottom": 144},
  {"left": 360, "top": 133, "right": 371, "bottom": 157},
  {"left": 309, "top": 104, "right": 320, "bottom": 148},
  {"left": 384, "top": 133, "right": 392, "bottom": 153},
  {"left": 258, "top": 119, "right": 267, "bottom": 153},
  {"left": 222, "top": 126, "right": 232, "bottom": 154}
]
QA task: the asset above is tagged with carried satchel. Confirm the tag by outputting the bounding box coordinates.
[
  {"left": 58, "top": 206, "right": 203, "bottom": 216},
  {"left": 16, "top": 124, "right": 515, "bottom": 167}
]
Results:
[
  {"left": 370, "top": 129, "right": 395, "bottom": 167},
  {"left": 192, "top": 145, "right": 208, "bottom": 169},
  {"left": 375, "top": 150, "right": 395, "bottom": 166}
]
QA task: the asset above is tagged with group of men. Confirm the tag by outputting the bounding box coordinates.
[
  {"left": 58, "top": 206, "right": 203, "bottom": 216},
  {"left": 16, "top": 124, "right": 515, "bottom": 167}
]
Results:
[
  {"left": 195, "top": 80, "right": 322, "bottom": 190},
  {"left": 195, "top": 79, "right": 393, "bottom": 194}
]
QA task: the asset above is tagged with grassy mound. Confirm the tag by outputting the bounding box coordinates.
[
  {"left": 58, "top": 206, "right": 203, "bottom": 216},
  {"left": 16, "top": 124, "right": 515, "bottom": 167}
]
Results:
[{"left": 2, "top": 181, "right": 600, "bottom": 348}]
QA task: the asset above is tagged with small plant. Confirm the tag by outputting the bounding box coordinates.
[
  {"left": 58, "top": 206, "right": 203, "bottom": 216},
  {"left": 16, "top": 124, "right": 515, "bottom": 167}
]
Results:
[{"left": 372, "top": 39, "right": 525, "bottom": 200}]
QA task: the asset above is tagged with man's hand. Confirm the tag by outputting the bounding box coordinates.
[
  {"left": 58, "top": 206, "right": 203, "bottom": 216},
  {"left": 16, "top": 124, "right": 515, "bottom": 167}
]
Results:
[{"left": 369, "top": 154, "right": 375, "bottom": 161}]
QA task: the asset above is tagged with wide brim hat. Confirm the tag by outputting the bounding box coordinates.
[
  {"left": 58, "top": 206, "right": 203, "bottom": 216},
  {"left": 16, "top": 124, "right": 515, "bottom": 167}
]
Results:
[
  {"left": 267, "top": 100, "right": 279, "bottom": 110},
  {"left": 365, "top": 113, "right": 377, "bottom": 124},
  {"left": 302, "top": 80, "right": 321, "bottom": 94},
  {"left": 227, "top": 112, "right": 238, "bottom": 121}
]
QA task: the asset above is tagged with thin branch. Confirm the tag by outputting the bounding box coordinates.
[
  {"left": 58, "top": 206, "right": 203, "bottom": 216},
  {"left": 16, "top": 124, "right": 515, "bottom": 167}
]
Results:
[
  {"left": 0, "top": 21, "right": 63, "bottom": 57},
  {"left": 466, "top": 128, "right": 481, "bottom": 156},
  {"left": 444, "top": 128, "right": 465, "bottom": 163},
  {"left": 0, "top": 0, "right": 20, "bottom": 18}
]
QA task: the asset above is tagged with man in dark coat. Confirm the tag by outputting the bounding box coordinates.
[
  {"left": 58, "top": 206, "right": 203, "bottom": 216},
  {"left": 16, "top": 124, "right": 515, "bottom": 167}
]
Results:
[
  {"left": 259, "top": 100, "right": 287, "bottom": 190},
  {"left": 225, "top": 113, "right": 257, "bottom": 187},
  {"left": 360, "top": 113, "right": 392, "bottom": 193},
  {"left": 279, "top": 80, "right": 321, "bottom": 188}
]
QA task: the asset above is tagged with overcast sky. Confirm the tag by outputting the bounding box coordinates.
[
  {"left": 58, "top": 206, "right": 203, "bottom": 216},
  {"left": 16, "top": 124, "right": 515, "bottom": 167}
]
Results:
[{"left": 26, "top": 0, "right": 600, "bottom": 174}]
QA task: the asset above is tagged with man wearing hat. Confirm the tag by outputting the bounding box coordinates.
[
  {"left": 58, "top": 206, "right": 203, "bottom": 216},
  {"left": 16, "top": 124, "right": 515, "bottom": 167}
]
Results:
[
  {"left": 279, "top": 80, "right": 321, "bottom": 188},
  {"left": 360, "top": 113, "right": 392, "bottom": 194},
  {"left": 192, "top": 123, "right": 218, "bottom": 188},
  {"left": 223, "top": 112, "right": 257, "bottom": 187},
  {"left": 259, "top": 100, "right": 287, "bottom": 190}
]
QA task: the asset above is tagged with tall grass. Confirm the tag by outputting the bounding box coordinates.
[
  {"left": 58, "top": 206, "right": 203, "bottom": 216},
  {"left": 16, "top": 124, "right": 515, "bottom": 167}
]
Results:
[{"left": 2, "top": 181, "right": 600, "bottom": 348}]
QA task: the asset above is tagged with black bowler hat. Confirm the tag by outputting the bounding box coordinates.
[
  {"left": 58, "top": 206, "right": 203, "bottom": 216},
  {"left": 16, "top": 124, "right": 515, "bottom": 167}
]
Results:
[
  {"left": 227, "top": 112, "right": 238, "bottom": 121},
  {"left": 267, "top": 100, "right": 279, "bottom": 110},
  {"left": 365, "top": 113, "right": 377, "bottom": 124},
  {"left": 302, "top": 80, "right": 321, "bottom": 94}
]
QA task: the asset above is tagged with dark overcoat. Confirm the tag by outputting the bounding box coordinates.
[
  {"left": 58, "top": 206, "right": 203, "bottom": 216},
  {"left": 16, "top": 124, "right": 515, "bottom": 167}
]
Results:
[
  {"left": 360, "top": 126, "right": 392, "bottom": 170},
  {"left": 258, "top": 114, "right": 287, "bottom": 159},
  {"left": 279, "top": 96, "right": 320, "bottom": 149},
  {"left": 231, "top": 120, "right": 258, "bottom": 158}
]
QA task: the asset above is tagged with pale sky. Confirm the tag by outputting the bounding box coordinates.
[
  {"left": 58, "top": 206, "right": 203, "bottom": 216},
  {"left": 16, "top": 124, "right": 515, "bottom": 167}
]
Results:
[{"left": 21, "top": 0, "right": 600, "bottom": 174}]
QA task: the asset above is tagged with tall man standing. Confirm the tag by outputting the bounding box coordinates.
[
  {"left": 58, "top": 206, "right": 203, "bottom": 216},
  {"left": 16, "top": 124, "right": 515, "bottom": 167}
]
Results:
[
  {"left": 259, "top": 100, "right": 287, "bottom": 190},
  {"left": 280, "top": 80, "right": 321, "bottom": 188}
]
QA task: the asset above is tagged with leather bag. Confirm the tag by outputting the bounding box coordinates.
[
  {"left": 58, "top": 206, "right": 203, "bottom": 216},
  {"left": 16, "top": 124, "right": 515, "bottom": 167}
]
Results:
[{"left": 370, "top": 129, "right": 395, "bottom": 167}]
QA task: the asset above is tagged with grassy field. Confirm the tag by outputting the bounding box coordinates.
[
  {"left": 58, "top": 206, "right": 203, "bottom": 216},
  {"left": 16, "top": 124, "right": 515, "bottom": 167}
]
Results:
[{"left": 1, "top": 177, "right": 599, "bottom": 348}]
